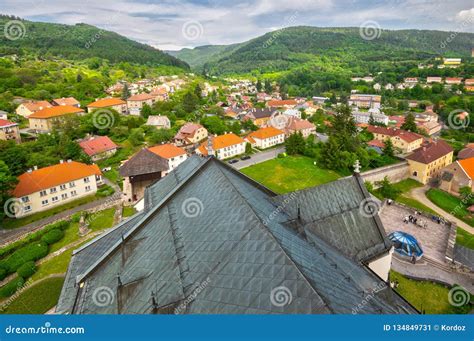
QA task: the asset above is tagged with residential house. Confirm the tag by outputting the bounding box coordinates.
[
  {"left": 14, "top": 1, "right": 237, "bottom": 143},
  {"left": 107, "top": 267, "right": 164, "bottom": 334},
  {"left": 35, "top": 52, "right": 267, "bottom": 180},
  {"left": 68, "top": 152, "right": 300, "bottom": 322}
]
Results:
[
  {"left": 427, "top": 76, "right": 442, "bottom": 83},
  {"left": 367, "top": 139, "right": 385, "bottom": 154},
  {"left": 285, "top": 117, "right": 316, "bottom": 138},
  {"left": 246, "top": 127, "right": 285, "bottom": 149},
  {"left": 243, "top": 108, "right": 278, "bottom": 128},
  {"left": 352, "top": 110, "right": 388, "bottom": 125},
  {"left": 28, "top": 106, "right": 85, "bottom": 133},
  {"left": 384, "top": 83, "right": 394, "bottom": 90},
  {"left": 282, "top": 109, "right": 302, "bottom": 119},
  {"left": 465, "top": 79, "right": 474, "bottom": 86},
  {"left": 149, "top": 87, "right": 169, "bottom": 101},
  {"left": 0, "top": 111, "right": 7, "bottom": 120},
  {"left": 367, "top": 126, "right": 423, "bottom": 154},
  {"left": 146, "top": 115, "right": 171, "bottom": 129},
  {"left": 348, "top": 94, "right": 381, "bottom": 110},
  {"left": 0, "top": 119, "right": 21, "bottom": 143},
  {"left": 440, "top": 158, "right": 474, "bottom": 195},
  {"left": 87, "top": 98, "right": 128, "bottom": 114},
  {"left": 443, "top": 58, "right": 461, "bottom": 66},
  {"left": 79, "top": 136, "right": 118, "bottom": 161},
  {"left": 417, "top": 121, "right": 442, "bottom": 136},
  {"left": 266, "top": 99, "right": 298, "bottom": 109},
  {"left": 373, "top": 83, "right": 381, "bottom": 91},
  {"left": 256, "top": 92, "right": 271, "bottom": 102},
  {"left": 406, "top": 140, "right": 453, "bottom": 184},
  {"left": 408, "top": 100, "right": 419, "bottom": 109},
  {"left": 52, "top": 97, "right": 81, "bottom": 108},
  {"left": 127, "top": 94, "right": 155, "bottom": 116},
  {"left": 12, "top": 160, "right": 102, "bottom": 218},
  {"left": 312, "top": 96, "right": 329, "bottom": 104},
  {"left": 147, "top": 144, "right": 188, "bottom": 173},
  {"left": 16, "top": 101, "right": 53, "bottom": 118},
  {"left": 105, "top": 82, "right": 125, "bottom": 95},
  {"left": 197, "top": 133, "right": 246, "bottom": 160},
  {"left": 388, "top": 116, "right": 404, "bottom": 128},
  {"left": 457, "top": 146, "right": 474, "bottom": 160},
  {"left": 403, "top": 78, "right": 418, "bottom": 87},
  {"left": 56, "top": 155, "right": 416, "bottom": 314},
  {"left": 174, "top": 123, "right": 208, "bottom": 146},
  {"left": 445, "top": 77, "right": 462, "bottom": 85}
]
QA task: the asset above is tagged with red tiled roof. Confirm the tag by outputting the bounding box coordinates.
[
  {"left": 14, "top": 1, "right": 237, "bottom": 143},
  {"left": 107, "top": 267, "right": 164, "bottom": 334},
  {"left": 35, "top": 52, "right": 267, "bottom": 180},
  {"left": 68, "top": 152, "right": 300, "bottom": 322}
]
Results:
[
  {"left": 248, "top": 127, "right": 284, "bottom": 140},
  {"left": 198, "top": 133, "right": 245, "bottom": 155},
  {"left": 28, "top": 105, "right": 84, "bottom": 119},
  {"left": 148, "top": 144, "right": 186, "bottom": 159},
  {"left": 87, "top": 98, "right": 126, "bottom": 108},
  {"left": 368, "top": 139, "right": 385, "bottom": 148},
  {"left": 406, "top": 140, "right": 453, "bottom": 164},
  {"left": 367, "top": 126, "right": 422, "bottom": 143},
  {"left": 127, "top": 94, "right": 154, "bottom": 101},
  {"left": 79, "top": 136, "right": 118, "bottom": 156},
  {"left": 267, "top": 99, "right": 297, "bottom": 107},
  {"left": 20, "top": 101, "right": 52, "bottom": 113},
  {"left": 287, "top": 118, "right": 315, "bottom": 131},
  {"left": 14, "top": 161, "right": 101, "bottom": 197},
  {"left": 0, "top": 119, "right": 17, "bottom": 128},
  {"left": 53, "top": 97, "right": 80, "bottom": 106}
]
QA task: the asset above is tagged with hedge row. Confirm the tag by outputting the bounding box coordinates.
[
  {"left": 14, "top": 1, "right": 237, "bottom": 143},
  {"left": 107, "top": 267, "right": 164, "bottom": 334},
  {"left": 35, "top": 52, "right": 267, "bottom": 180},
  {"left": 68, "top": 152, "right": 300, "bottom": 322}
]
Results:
[
  {"left": 16, "top": 261, "right": 37, "bottom": 279},
  {"left": 0, "top": 277, "right": 25, "bottom": 298},
  {"left": 0, "top": 220, "right": 69, "bottom": 259},
  {"left": 41, "top": 229, "right": 65, "bottom": 245},
  {"left": 0, "top": 242, "right": 48, "bottom": 276}
]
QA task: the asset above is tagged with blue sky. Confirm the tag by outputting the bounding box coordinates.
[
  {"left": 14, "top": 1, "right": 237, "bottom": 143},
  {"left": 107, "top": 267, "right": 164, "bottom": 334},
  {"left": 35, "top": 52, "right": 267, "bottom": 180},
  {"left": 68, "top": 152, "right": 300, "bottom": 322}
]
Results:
[{"left": 2, "top": 0, "right": 473, "bottom": 50}]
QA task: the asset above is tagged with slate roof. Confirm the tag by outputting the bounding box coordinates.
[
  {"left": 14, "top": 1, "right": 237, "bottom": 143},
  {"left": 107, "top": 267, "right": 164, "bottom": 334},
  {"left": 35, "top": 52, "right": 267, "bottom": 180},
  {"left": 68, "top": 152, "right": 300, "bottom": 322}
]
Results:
[
  {"left": 57, "top": 156, "right": 416, "bottom": 315},
  {"left": 119, "top": 149, "right": 169, "bottom": 177}
]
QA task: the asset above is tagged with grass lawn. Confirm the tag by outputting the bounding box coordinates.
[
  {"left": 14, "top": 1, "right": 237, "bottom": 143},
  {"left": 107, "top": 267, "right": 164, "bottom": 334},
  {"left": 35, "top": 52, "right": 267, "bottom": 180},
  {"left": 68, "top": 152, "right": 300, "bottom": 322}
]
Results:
[
  {"left": 88, "top": 207, "right": 116, "bottom": 232},
  {"left": 0, "top": 277, "right": 65, "bottom": 314},
  {"left": 240, "top": 155, "right": 341, "bottom": 194},
  {"left": 122, "top": 206, "right": 136, "bottom": 218},
  {"left": 48, "top": 223, "right": 79, "bottom": 253},
  {"left": 390, "top": 271, "right": 472, "bottom": 314},
  {"left": 3, "top": 194, "right": 99, "bottom": 230},
  {"left": 456, "top": 228, "right": 474, "bottom": 250},
  {"left": 426, "top": 188, "right": 474, "bottom": 227}
]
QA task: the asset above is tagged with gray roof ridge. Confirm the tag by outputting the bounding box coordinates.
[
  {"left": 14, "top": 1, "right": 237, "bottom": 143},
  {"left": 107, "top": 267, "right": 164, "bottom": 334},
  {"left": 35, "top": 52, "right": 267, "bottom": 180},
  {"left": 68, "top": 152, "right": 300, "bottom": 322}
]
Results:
[
  {"left": 74, "top": 156, "right": 213, "bottom": 285},
  {"left": 215, "top": 165, "right": 332, "bottom": 312}
]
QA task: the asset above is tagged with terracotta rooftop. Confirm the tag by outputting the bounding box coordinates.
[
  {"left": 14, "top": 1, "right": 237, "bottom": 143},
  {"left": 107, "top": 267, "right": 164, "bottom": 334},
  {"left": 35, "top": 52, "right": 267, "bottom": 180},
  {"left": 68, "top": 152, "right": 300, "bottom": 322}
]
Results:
[
  {"left": 406, "top": 140, "right": 453, "bottom": 164},
  {"left": 459, "top": 158, "right": 474, "bottom": 179},
  {"left": 287, "top": 117, "right": 315, "bottom": 131},
  {"left": 148, "top": 144, "right": 186, "bottom": 159},
  {"left": 87, "top": 98, "right": 126, "bottom": 108},
  {"left": 53, "top": 97, "right": 80, "bottom": 106},
  {"left": 20, "top": 101, "right": 52, "bottom": 113},
  {"left": 28, "top": 105, "right": 84, "bottom": 119},
  {"left": 248, "top": 127, "right": 284, "bottom": 140},
  {"left": 127, "top": 94, "right": 154, "bottom": 101},
  {"left": 367, "top": 126, "right": 422, "bottom": 143},
  {"left": 14, "top": 161, "right": 101, "bottom": 197},
  {"left": 267, "top": 99, "right": 297, "bottom": 107},
  {"left": 198, "top": 133, "right": 245, "bottom": 155},
  {"left": 79, "top": 136, "right": 118, "bottom": 157},
  {"left": 0, "top": 119, "right": 17, "bottom": 128}
]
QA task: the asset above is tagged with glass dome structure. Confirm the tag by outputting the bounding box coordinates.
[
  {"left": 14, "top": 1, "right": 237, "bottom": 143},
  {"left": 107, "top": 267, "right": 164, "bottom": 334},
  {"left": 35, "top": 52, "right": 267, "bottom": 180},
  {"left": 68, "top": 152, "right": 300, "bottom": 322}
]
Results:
[{"left": 388, "top": 231, "right": 423, "bottom": 260}]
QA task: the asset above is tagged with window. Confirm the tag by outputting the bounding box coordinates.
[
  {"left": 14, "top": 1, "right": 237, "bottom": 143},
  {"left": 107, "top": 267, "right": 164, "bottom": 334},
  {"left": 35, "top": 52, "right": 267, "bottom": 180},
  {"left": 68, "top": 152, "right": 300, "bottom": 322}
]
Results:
[
  {"left": 85, "top": 186, "right": 91, "bottom": 192},
  {"left": 69, "top": 182, "right": 75, "bottom": 188},
  {"left": 71, "top": 190, "right": 77, "bottom": 197},
  {"left": 50, "top": 187, "right": 57, "bottom": 193},
  {"left": 24, "top": 205, "right": 32, "bottom": 212},
  {"left": 84, "top": 177, "right": 90, "bottom": 183},
  {"left": 21, "top": 196, "right": 29, "bottom": 203},
  {"left": 41, "top": 199, "right": 49, "bottom": 206},
  {"left": 61, "top": 193, "right": 68, "bottom": 200},
  {"left": 52, "top": 196, "right": 59, "bottom": 202},
  {"left": 60, "top": 184, "right": 66, "bottom": 190},
  {"left": 40, "top": 190, "right": 47, "bottom": 197}
]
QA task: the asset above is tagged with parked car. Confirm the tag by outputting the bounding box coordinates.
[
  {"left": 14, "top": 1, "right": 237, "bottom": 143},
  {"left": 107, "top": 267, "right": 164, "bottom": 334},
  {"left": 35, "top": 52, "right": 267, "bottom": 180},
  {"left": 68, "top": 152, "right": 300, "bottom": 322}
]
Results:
[
  {"left": 240, "top": 155, "right": 251, "bottom": 160},
  {"left": 228, "top": 159, "right": 239, "bottom": 164}
]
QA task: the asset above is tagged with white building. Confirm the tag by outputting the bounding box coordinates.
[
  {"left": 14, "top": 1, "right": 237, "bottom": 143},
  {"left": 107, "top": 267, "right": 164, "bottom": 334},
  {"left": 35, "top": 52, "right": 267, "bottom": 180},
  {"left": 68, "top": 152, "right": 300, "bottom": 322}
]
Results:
[
  {"left": 352, "top": 109, "right": 388, "bottom": 125},
  {"left": 197, "top": 133, "right": 246, "bottom": 160},
  {"left": 246, "top": 127, "right": 285, "bottom": 149}
]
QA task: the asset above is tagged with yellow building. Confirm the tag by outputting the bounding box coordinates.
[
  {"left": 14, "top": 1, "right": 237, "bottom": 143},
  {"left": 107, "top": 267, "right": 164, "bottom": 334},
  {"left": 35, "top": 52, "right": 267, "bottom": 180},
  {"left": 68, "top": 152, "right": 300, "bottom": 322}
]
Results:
[
  {"left": 28, "top": 105, "right": 85, "bottom": 132},
  {"left": 367, "top": 126, "right": 423, "bottom": 154},
  {"left": 406, "top": 140, "right": 453, "bottom": 184}
]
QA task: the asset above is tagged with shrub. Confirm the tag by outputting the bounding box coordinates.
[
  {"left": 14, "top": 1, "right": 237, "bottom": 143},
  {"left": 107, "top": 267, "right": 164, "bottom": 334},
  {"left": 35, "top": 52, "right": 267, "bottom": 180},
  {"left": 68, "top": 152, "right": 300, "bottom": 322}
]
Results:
[
  {"left": 96, "top": 185, "right": 115, "bottom": 198},
  {"left": 0, "top": 277, "right": 25, "bottom": 298},
  {"left": 41, "top": 229, "right": 65, "bottom": 245},
  {"left": 0, "top": 267, "right": 6, "bottom": 281},
  {"left": 0, "top": 242, "right": 48, "bottom": 274},
  {"left": 16, "top": 261, "right": 37, "bottom": 278},
  {"left": 71, "top": 212, "right": 81, "bottom": 223}
]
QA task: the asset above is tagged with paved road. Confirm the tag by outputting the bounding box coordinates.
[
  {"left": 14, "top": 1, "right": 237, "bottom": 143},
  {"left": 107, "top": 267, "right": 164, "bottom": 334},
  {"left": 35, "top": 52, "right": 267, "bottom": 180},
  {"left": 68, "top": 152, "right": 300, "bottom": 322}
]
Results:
[
  {"left": 232, "top": 147, "right": 285, "bottom": 170},
  {"left": 409, "top": 186, "right": 474, "bottom": 234}
]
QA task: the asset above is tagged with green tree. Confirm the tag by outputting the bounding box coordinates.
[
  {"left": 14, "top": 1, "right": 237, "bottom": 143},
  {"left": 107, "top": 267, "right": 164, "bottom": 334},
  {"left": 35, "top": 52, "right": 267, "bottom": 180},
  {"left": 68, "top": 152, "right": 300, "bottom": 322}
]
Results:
[
  {"left": 201, "top": 116, "right": 226, "bottom": 135},
  {"left": 256, "top": 79, "right": 262, "bottom": 92},
  {"left": 183, "top": 92, "right": 199, "bottom": 113},
  {"left": 0, "top": 160, "right": 18, "bottom": 222},
  {"left": 129, "top": 128, "right": 145, "bottom": 146},
  {"left": 285, "top": 132, "right": 305, "bottom": 155},
  {"left": 194, "top": 84, "right": 202, "bottom": 100},
  {"left": 141, "top": 103, "right": 153, "bottom": 119},
  {"left": 121, "top": 83, "right": 130, "bottom": 100},
  {"left": 401, "top": 112, "right": 418, "bottom": 133},
  {"left": 383, "top": 138, "right": 394, "bottom": 157},
  {"left": 264, "top": 79, "right": 272, "bottom": 93},
  {"left": 376, "top": 176, "right": 401, "bottom": 199},
  {"left": 245, "top": 143, "right": 252, "bottom": 154},
  {"left": 369, "top": 113, "right": 375, "bottom": 126}
]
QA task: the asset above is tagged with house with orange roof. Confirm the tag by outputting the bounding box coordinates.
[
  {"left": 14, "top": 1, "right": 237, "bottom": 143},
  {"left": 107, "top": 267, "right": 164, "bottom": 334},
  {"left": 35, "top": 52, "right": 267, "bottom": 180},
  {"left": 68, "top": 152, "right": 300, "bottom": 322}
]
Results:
[
  {"left": 12, "top": 160, "right": 102, "bottom": 218},
  {"left": 406, "top": 140, "right": 453, "bottom": 184},
  {"left": 0, "top": 119, "right": 21, "bottom": 143},
  {"left": 127, "top": 93, "right": 155, "bottom": 116},
  {"left": 87, "top": 98, "right": 128, "bottom": 114},
  {"left": 148, "top": 143, "right": 188, "bottom": 173},
  {"left": 465, "top": 79, "right": 474, "bottom": 86},
  {"left": 445, "top": 77, "right": 462, "bottom": 85},
  {"left": 285, "top": 117, "right": 316, "bottom": 138},
  {"left": 79, "top": 136, "right": 118, "bottom": 161},
  {"left": 52, "top": 97, "right": 81, "bottom": 108},
  {"left": 15, "top": 100, "right": 53, "bottom": 118},
  {"left": 439, "top": 157, "right": 474, "bottom": 195},
  {"left": 174, "top": 123, "right": 208, "bottom": 146},
  {"left": 150, "top": 87, "right": 169, "bottom": 101},
  {"left": 266, "top": 99, "right": 297, "bottom": 109},
  {"left": 28, "top": 105, "right": 85, "bottom": 133},
  {"left": 367, "top": 126, "right": 423, "bottom": 154},
  {"left": 197, "top": 133, "right": 246, "bottom": 160},
  {"left": 246, "top": 127, "right": 285, "bottom": 149}
]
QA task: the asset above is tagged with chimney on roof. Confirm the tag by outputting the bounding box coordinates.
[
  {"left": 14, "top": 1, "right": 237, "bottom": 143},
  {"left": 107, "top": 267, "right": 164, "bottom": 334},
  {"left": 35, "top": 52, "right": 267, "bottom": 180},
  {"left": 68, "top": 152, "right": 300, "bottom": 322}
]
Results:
[
  {"left": 27, "top": 169, "right": 32, "bottom": 173},
  {"left": 67, "top": 159, "right": 72, "bottom": 163},
  {"left": 33, "top": 166, "right": 38, "bottom": 170},
  {"left": 59, "top": 160, "right": 64, "bottom": 164}
]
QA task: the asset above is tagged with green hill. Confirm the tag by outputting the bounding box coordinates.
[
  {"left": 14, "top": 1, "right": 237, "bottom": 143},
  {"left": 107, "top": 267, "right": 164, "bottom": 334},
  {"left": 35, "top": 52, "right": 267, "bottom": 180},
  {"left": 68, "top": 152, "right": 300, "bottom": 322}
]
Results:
[
  {"left": 171, "top": 26, "right": 473, "bottom": 75},
  {"left": 0, "top": 15, "right": 189, "bottom": 69}
]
